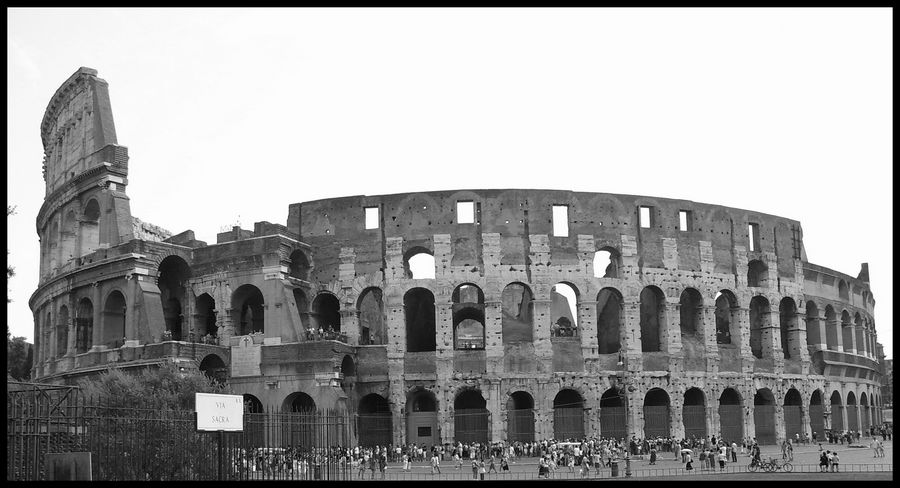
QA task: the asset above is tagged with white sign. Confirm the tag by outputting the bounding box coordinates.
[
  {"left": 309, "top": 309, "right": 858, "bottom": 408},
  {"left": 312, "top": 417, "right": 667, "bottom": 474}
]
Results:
[{"left": 195, "top": 393, "right": 244, "bottom": 432}]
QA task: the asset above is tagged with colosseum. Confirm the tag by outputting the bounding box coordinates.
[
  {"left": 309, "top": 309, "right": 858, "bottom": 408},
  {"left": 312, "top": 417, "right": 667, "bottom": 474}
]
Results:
[{"left": 31, "top": 67, "right": 886, "bottom": 448}]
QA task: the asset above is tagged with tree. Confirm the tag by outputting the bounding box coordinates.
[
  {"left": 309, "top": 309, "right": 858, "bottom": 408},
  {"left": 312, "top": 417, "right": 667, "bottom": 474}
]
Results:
[
  {"left": 6, "top": 335, "right": 33, "bottom": 381},
  {"left": 78, "top": 360, "right": 230, "bottom": 409}
]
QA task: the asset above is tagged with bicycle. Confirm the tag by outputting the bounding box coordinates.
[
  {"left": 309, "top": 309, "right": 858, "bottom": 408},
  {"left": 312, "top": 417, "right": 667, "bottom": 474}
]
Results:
[{"left": 749, "top": 457, "right": 792, "bottom": 473}]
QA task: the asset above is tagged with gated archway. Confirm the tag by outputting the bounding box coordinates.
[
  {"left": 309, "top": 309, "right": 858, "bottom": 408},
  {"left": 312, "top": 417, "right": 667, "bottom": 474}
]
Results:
[
  {"left": 783, "top": 388, "right": 803, "bottom": 440},
  {"left": 846, "top": 392, "right": 858, "bottom": 432},
  {"left": 643, "top": 388, "right": 671, "bottom": 438},
  {"left": 599, "top": 388, "right": 627, "bottom": 441},
  {"left": 553, "top": 389, "right": 585, "bottom": 440},
  {"left": 358, "top": 394, "right": 392, "bottom": 447},
  {"left": 754, "top": 388, "right": 776, "bottom": 445},
  {"left": 407, "top": 389, "right": 439, "bottom": 447},
  {"left": 809, "top": 390, "right": 825, "bottom": 441},
  {"left": 683, "top": 388, "right": 707, "bottom": 440},
  {"left": 718, "top": 388, "right": 743, "bottom": 444},
  {"left": 506, "top": 391, "right": 535, "bottom": 443},
  {"left": 455, "top": 390, "right": 490, "bottom": 444},
  {"left": 830, "top": 391, "right": 844, "bottom": 432}
]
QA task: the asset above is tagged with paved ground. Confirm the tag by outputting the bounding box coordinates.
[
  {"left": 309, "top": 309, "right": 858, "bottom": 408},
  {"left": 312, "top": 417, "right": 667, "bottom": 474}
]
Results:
[{"left": 359, "top": 437, "right": 893, "bottom": 481}]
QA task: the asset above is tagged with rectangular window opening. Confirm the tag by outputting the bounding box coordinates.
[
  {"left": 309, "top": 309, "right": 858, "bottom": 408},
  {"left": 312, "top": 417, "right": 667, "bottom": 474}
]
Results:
[
  {"left": 552, "top": 205, "right": 569, "bottom": 237},
  {"left": 457, "top": 201, "right": 475, "bottom": 224},
  {"left": 365, "top": 207, "right": 379, "bottom": 229},
  {"left": 417, "top": 427, "right": 432, "bottom": 437},
  {"left": 639, "top": 206, "right": 652, "bottom": 228},
  {"left": 749, "top": 223, "right": 760, "bottom": 251},
  {"left": 679, "top": 210, "right": 691, "bottom": 231}
]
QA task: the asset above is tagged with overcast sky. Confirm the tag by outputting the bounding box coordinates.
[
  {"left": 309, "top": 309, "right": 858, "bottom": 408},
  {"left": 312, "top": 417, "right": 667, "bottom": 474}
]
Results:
[{"left": 7, "top": 8, "right": 892, "bottom": 359}]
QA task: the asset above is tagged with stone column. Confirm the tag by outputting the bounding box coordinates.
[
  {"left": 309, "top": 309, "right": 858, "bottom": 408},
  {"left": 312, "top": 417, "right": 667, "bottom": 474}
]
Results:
[
  {"left": 341, "top": 309, "right": 358, "bottom": 345},
  {"left": 91, "top": 282, "right": 102, "bottom": 350},
  {"left": 385, "top": 288, "right": 407, "bottom": 446},
  {"left": 579, "top": 300, "right": 598, "bottom": 363},
  {"left": 761, "top": 309, "right": 781, "bottom": 360},
  {"left": 775, "top": 401, "right": 786, "bottom": 445},
  {"left": 484, "top": 300, "right": 503, "bottom": 374},
  {"left": 737, "top": 307, "right": 753, "bottom": 373},
  {"left": 667, "top": 299, "right": 683, "bottom": 374},
  {"left": 488, "top": 380, "right": 502, "bottom": 442},
  {"left": 702, "top": 305, "right": 719, "bottom": 373},
  {"left": 532, "top": 297, "right": 553, "bottom": 363}
]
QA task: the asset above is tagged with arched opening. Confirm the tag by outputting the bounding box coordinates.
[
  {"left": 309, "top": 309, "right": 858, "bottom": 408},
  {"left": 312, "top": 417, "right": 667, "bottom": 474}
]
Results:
[
  {"left": 311, "top": 292, "right": 342, "bottom": 337},
  {"left": 404, "top": 248, "right": 435, "bottom": 279},
  {"left": 599, "top": 388, "right": 627, "bottom": 440},
  {"left": 806, "top": 301, "right": 820, "bottom": 347},
  {"left": 283, "top": 392, "right": 317, "bottom": 447},
  {"left": 80, "top": 199, "right": 101, "bottom": 257},
  {"left": 288, "top": 250, "right": 310, "bottom": 281},
  {"left": 596, "top": 288, "right": 622, "bottom": 354},
  {"left": 754, "top": 388, "right": 776, "bottom": 445},
  {"left": 749, "top": 296, "right": 770, "bottom": 359},
  {"left": 195, "top": 293, "right": 217, "bottom": 339},
  {"left": 679, "top": 288, "right": 703, "bottom": 337},
  {"left": 452, "top": 284, "right": 485, "bottom": 350},
  {"left": 48, "top": 220, "right": 59, "bottom": 271},
  {"left": 718, "top": 388, "right": 744, "bottom": 444},
  {"left": 809, "top": 390, "right": 825, "bottom": 441},
  {"left": 643, "top": 388, "right": 671, "bottom": 438},
  {"left": 683, "top": 388, "right": 707, "bottom": 439},
  {"left": 404, "top": 288, "right": 436, "bottom": 352},
  {"left": 341, "top": 355, "right": 356, "bottom": 378},
  {"left": 846, "top": 391, "right": 858, "bottom": 432},
  {"left": 57, "top": 305, "right": 69, "bottom": 357},
  {"left": 454, "top": 390, "right": 489, "bottom": 444},
  {"left": 824, "top": 306, "right": 838, "bottom": 351},
  {"left": 75, "top": 298, "right": 93, "bottom": 353},
  {"left": 284, "top": 392, "right": 316, "bottom": 413},
  {"left": 860, "top": 392, "right": 870, "bottom": 433},
  {"left": 841, "top": 310, "right": 853, "bottom": 353},
  {"left": 779, "top": 298, "right": 798, "bottom": 359},
  {"left": 501, "top": 283, "right": 533, "bottom": 343},
  {"left": 838, "top": 280, "right": 849, "bottom": 300},
  {"left": 854, "top": 313, "right": 865, "bottom": 356},
  {"left": 102, "top": 290, "right": 126, "bottom": 347},
  {"left": 61, "top": 210, "right": 77, "bottom": 264},
  {"left": 506, "top": 391, "right": 535, "bottom": 443},
  {"left": 593, "top": 248, "right": 619, "bottom": 278},
  {"left": 747, "top": 260, "right": 768, "bottom": 288},
  {"left": 784, "top": 388, "right": 803, "bottom": 440},
  {"left": 715, "top": 290, "right": 740, "bottom": 345},
  {"left": 407, "top": 389, "right": 439, "bottom": 447},
  {"left": 550, "top": 283, "right": 578, "bottom": 337},
  {"left": 640, "top": 286, "right": 665, "bottom": 352},
  {"left": 199, "top": 354, "right": 227, "bottom": 386},
  {"left": 243, "top": 394, "right": 264, "bottom": 414},
  {"left": 231, "top": 284, "right": 264, "bottom": 336},
  {"left": 553, "top": 389, "right": 585, "bottom": 440},
  {"left": 158, "top": 255, "right": 191, "bottom": 341},
  {"left": 357, "top": 287, "right": 385, "bottom": 345},
  {"left": 830, "top": 391, "right": 844, "bottom": 432},
  {"left": 358, "top": 394, "right": 392, "bottom": 447},
  {"left": 292, "top": 289, "right": 310, "bottom": 336}
]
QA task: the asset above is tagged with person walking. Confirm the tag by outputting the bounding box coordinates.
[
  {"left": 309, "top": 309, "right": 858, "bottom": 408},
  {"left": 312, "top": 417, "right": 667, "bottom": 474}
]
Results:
[
  {"left": 472, "top": 459, "right": 479, "bottom": 480},
  {"left": 831, "top": 452, "right": 840, "bottom": 472},
  {"left": 430, "top": 452, "right": 441, "bottom": 475},
  {"left": 684, "top": 450, "right": 694, "bottom": 471},
  {"left": 479, "top": 458, "right": 486, "bottom": 480},
  {"left": 488, "top": 454, "right": 498, "bottom": 474}
]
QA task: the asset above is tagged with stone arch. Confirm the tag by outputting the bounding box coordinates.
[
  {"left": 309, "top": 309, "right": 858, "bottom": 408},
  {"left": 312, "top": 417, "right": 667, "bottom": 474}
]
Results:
[
  {"left": 639, "top": 285, "right": 666, "bottom": 352},
  {"left": 454, "top": 389, "right": 489, "bottom": 444},
  {"left": 407, "top": 388, "right": 439, "bottom": 446},
  {"left": 288, "top": 249, "right": 310, "bottom": 281},
  {"left": 403, "top": 246, "right": 435, "bottom": 279},
  {"left": 243, "top": 394, "right": 264, "bottom": 413},
  {"left": 718, "top": 388, "right": 744, "bottom": 443},
  {"left": 158, "top": 255, "right": 191, "bottom": 341},
  {"left": 599, "top": 388, "right": 627, "bottom": 440},
  {"left": 553, "top": 389, "right": 585, "bottom": 440},
  {"left": 550, "top": 282, "right": 579, "bottom": 337},
  {"left": 404, "top": 287, "right": 436, "bottom": 352},
  {"left": 311, "top": 291, "right": 342, "bottom": 334},
  {"left": 292, "top": 288, "right": 310, "bottom": 335},
  {"left": 593, "top": 247, "right": 620, "bottom": 279},
  {"left": 715, "top": 290, "right": 740, "bottom": 345},
  {"left": 779, "top": 297, "right": 799, "bottom": 359},
  {"left": 679, "top": 288, "right": 703, "bottom": 337},
  {"left": 102, "top": 290, "right": 126, "bottom": 346},
  {"left": 643, "top": 388, "right": 671, "bottom": 438},
  {"left": 838, "top": 280, "right": 849, "bottom": 300},
  {"left": 75, "top": 297, "right": 93, "bottom": 353},
  {"left": 452, "top": 283, "right": 485, "bottom": 350},
  {"left": 357, "top": 287, "right": 384, "bottom": 345},
  {"left": 57, "top": 304, "right": 69, "bottom": 357},
  {"left": 830, "top": 390, "right": 844, "bottom": 432},
  {"left": 198, "top": 353, "right": 227, "bottom": 386},
  {"left": 754, "top": 388, "right": 777, "bottom": 445},
  {"left": 854, "top": 312, "right": 865, "bottom": 356},
  {"left": 841, "top": 310, "right": 853, "bottom": 353},
  {"left": 501, "top": 282, "right": 533, "bottom": 343},
  {"left": 784, "top": 388, "right": 803, "bottom": 440},
  {"left": 824, "top": 305, "right": 838, "bottom": 350},
  {"left": 61, "top": 210, "right": 77, "bottom": 263},
  {"left": 357, "top": 393, "right": 392, "bottom": 447},
  {"left": 283, "top": 392, "right": 316, "bottom": 413},
  {"left": 749, "top": 295, "right": 770, "bottom": 359},
  {"left": 846, "top": 391, "right": 858, "bottom": 431},
  {"left": 231, "top": 284, "right": 264, "bottom": 336},
  {"left": 596, "top": 287, "right": 623, "bottom": 354},
  {"left": 747, "top": 259, "right": 768, "bottom": 288},
  {"left": 80, "top": 198, "right": 101, "bottom": 256},
  {"left": 683, "top": 387, "right": 707, "bottom": 439},
  {"left": 195, "top": 293, "right": 217, "bottom": 338},
  {"left": 507, "top": 391, "right": 535, "bottom": 443},
  {"left": 809, "top": 389, "right": 825, "bottom": 441}
]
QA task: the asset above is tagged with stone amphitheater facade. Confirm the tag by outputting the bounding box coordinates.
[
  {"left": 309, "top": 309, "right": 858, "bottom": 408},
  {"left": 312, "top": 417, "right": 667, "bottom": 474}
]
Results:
[{"left": 31, "top": 68, "right": 885, "bottom": 447}]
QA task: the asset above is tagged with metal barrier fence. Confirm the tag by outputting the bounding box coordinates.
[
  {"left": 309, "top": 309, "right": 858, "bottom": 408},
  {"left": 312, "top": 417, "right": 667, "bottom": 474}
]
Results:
[{"left": 7, "top": 382, "right": 353, "bottom": 481}]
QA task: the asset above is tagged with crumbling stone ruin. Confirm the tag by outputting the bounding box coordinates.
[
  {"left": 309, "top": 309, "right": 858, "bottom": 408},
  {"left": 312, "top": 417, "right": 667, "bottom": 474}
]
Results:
[{"left": 31, "top": 68, "right": 885, "bottom": 447}]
